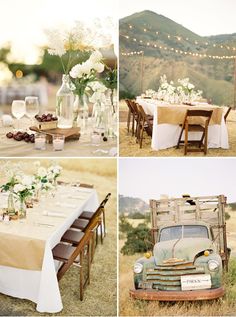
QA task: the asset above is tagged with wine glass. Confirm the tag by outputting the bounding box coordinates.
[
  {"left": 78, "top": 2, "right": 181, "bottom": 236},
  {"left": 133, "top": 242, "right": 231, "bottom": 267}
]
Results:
[
  {"left": 11, "top": 100, "right": 26, "bottom": 130},
  {"left": 25, "top": 96, "right": 39, "bottom": 126}
]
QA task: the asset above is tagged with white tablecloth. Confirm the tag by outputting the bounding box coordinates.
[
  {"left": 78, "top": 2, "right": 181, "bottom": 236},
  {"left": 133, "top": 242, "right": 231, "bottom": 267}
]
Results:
[
  {"left": 0, "top": 186, "right": 99, "bottom": 313},
  {"left": 137, "top": 98, "right": 229, "bottom": 150}
]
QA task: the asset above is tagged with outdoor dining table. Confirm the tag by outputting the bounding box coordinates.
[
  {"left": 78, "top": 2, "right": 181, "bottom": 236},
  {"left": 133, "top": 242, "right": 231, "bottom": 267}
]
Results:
[
  {"left": 0, "top": 185, "right": 99, "bottom": 313},
  {"left": 136, "top": 97, "right": 229, "bottom": 150},
  {"left": 0, "top": 117, "right": 117, "bottom": 157}
]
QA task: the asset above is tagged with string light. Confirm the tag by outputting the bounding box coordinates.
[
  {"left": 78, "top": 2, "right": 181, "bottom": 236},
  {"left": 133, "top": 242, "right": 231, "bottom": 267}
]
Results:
[
  {"left": 121, "top": 50, "right": 143, "bottom": 56},
  {"left": 121, "top": 23, "right": 236, "bottom": 51},
  {"left": 120, "top": 34, "right": 236, "bottom": 59}
]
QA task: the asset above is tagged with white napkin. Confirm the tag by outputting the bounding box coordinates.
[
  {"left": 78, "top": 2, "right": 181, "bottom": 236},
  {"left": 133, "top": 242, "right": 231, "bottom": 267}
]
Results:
[
  {"left": 2, "top": 115, "right": 14, "bottom": 127},
  {"left": 55, "top": 202, "right": 76, "bottom": 208},
  {"left": 43, "top": 210, "right": 66, "bottom": 217}
]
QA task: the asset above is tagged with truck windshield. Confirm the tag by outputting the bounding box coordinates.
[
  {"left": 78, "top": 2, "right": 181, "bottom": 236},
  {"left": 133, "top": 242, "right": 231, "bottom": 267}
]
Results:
[{"left": 159, "top": 225, "right": 209, "bottom": 241}]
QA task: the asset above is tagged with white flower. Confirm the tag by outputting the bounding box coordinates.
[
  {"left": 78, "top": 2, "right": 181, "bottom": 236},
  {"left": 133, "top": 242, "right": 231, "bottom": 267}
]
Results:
[
  {"left": 89, "top": 50, "right": 103, "bottom": 63},
  {"left": 89, "top": 81, "right": 107, "bottom": 93},
  {"left": 93, "top": 62, "right": 104, "bottom": 73},
  {"left": 21, "top": 176, "right": 33, "bottom": 187},
  {"left": 37, "top": 167, "right": 47, "bottom": 178},
  {"left": 14, "top": 184, "right": 26, "bottom": 193},
  {"left": 188, "top": 83, "right": 194, "bottom": 90}
]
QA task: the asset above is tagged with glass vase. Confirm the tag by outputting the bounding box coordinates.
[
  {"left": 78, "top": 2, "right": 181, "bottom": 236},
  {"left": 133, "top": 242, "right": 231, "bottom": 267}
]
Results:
[
  {"left": 92, "top": 100, "right": 106, "bottom": 132},
  {"left": 18, "top": 199, "right": 27, "bottom": 219},
  {"left": 75, "top": 94, "right": 89, "bottom": 134},
  {"left": 7, "top": 190, "right": 15, "bottom": 216},
  {"left": 56, "top": 74, "right": 74, "bottom": 129}
]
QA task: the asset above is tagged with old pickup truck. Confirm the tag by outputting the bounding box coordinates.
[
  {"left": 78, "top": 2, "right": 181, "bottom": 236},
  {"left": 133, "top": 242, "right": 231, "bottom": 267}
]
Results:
[{"left": 130, "top": 195, "right": 230, "bottom": 301}]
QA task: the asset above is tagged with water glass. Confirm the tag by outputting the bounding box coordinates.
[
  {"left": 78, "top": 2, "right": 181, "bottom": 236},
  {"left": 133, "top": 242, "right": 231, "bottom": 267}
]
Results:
[
  {"left": 25, "top": 96, "right": 39, "bottom": 126},
  {"left": 11, "top": 100, "right": 26, "bottom": 129}
]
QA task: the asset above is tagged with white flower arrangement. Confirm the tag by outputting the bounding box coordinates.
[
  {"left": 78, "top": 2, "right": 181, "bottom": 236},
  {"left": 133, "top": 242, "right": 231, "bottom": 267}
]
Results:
[
  {"left": 156, "top": 75, "right": 203, "bottom": 103},
  {"left": 69, "top": 51, "right": 105, "bottom": 97},
  {"left": 145, "top": 89, "right": 156, "bottom": 98}
]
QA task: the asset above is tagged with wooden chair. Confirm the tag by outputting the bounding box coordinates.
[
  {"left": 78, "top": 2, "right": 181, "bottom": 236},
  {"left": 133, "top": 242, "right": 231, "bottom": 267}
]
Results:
[
  {"left": 136, "top": 104, "right": 153, "bottom": 148},
  {"left": 52, "top": 229, "right": 94, "bottom": 300},
  {"left": 129, "top": 101, "right": 140, "bottom": 137},
  {"left": 72, "top": 193, "right": 111, "bottom": 245},
  {"left": 176, "top": 109, "right": 213, "bottom": 155},
  {"left": 125, "top": 99, "right": 133, "bottom": 133},
  {"left": 224, "top": 106, "right": 232, "bottom": 122}
]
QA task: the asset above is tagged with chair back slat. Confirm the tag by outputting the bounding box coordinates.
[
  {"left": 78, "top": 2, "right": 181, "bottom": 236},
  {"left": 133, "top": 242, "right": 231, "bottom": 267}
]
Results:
[{"left": 224, "top": 106, "right": 231, "bottom": 122}]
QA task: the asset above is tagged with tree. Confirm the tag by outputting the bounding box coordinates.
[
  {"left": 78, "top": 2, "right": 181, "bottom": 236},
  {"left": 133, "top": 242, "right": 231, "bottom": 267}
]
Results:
[{"left": 121, "top": 223, "right": 152, "bottom": 255}]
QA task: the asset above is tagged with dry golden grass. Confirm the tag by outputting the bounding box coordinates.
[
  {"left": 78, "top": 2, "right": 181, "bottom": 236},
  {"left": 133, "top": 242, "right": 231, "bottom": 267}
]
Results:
[
  {"left": 119, "top": 251, "right": 236, "bottom": 316},
  {"left": 119, "top": 100, "right": 236, "bottom": 157},
  {"left": 119, "top": 209, "right": 236, "bottom": 316},
  {"left": 0, "top": 159, "right": 117, "bottom": 316}
]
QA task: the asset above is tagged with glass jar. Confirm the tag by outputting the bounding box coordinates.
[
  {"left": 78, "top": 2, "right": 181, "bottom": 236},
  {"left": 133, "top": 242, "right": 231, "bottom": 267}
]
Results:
[{"left": 56, "top": 74, "right": 74, "bottom": 129}]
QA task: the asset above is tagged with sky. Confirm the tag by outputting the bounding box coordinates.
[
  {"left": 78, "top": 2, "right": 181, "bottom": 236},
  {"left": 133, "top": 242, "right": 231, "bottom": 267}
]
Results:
[
  {"left": 119, "top": 158, "right": 236, "bottom": 203},
  {"left": 119, "top": 0, "right": 236, "bottom": 36},
  {"left": 0, "top": 0, "right": 117, "bottom": 64}
]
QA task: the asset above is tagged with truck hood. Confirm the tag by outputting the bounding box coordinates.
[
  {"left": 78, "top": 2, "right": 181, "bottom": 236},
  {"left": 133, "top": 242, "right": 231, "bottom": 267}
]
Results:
[{"left": 154, "top": 238, "right": 215, "bottom": 265}]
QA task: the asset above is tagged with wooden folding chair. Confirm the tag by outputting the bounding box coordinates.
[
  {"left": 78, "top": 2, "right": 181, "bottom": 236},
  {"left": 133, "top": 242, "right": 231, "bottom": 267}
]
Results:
[
  {"left": 129, "top": 101, "right": 140, "bottom": 137},
  {"left": 125, "top": 99, "right": 133, "bottom": 133},
  {"left": 136, "top": 104, "right": 153, "bottom": 149},
  {"left": 72, "top": 193, "right": 111, "bottom": 245},
  {"left": 52, "top": 229, "right": 94, "bottom": 300},
  {"left": 224, "top": 106, "right": 231, "bottom": 122},
  {"left": 176, "top": 109, "right": 213, "bottom": 155}
]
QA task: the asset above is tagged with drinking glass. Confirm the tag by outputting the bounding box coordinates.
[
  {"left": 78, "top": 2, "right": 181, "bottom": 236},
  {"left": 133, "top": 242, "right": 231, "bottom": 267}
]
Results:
[
  {"left": 11, "top": 100, "right": 26, "bottom": 130},
  {"left": 25, "top": 96, "right": 39, "bottom": 126}
]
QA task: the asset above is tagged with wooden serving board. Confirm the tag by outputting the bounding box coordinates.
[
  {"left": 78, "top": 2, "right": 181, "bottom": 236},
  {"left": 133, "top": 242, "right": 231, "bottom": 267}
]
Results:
[{"left": 30, "top": 126, "right": 80, "bottom": 143}]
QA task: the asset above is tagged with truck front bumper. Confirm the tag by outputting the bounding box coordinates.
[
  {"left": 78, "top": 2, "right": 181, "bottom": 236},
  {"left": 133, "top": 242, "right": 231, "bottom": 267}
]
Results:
[{"left": 129, "top": 287, "right": 224, "bottom": 301}]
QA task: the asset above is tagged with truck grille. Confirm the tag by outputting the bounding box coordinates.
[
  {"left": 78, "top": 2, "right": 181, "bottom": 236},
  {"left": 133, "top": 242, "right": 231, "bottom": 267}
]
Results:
[{"left": 146, "top": 261, "right": 204, "bottom": 291}]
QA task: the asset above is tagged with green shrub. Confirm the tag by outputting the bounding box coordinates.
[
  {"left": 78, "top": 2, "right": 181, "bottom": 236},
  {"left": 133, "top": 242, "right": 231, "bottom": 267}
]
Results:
[{"left": 121, "top": 223, "right": 152, "bottom": 255}]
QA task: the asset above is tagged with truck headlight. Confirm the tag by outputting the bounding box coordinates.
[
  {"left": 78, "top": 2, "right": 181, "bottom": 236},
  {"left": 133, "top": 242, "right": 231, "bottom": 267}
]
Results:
[
  {"left": 208, "top": 260, "right": 219, "bottom": 271},
  {"left": 134, "top": 263, "right": 143, "bottom": 274}
]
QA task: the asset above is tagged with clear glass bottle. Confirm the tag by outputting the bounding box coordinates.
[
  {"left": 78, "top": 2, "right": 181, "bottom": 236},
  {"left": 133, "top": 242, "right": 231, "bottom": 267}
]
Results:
[
  {"left": 7, "top": 190, "right": 15, "bottom": 216},
  {"left": 56, "top": 74, "right": 74, "bottom": 129},
  {"left": 18, "top": 198, "right": 26, "bottom": 219}
]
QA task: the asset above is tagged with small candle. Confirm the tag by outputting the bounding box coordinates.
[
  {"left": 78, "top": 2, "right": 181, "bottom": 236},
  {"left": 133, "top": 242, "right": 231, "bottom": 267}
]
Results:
[
  {"left": 4, "top": 215, "right": 10, "bottom": 222},
  {"left": 53, "top": 134, "right": 65, "bottom": 151},
  {"left": 35, "top": 133, "right": 46, "bottom": 150},
  {"left": 91, "top": 132, "right": 101, "bottom": 145}
]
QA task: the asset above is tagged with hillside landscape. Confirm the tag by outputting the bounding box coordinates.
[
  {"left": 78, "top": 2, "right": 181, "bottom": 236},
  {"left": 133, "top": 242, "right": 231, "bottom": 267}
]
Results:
[{"left": 119, "top": 10, "right": 236, "bottom": 105}]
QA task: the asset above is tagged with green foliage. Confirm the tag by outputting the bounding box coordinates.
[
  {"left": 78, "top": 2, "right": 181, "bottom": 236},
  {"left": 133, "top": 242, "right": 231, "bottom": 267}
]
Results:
[
  {"left": 128, "top": 212, "right": 146, "bottom": 219},
  {"left": 119, "top": 90, "right": 136, "bottom": 100},
  {"left": 121, "top": 223, "right": 152, "bottom": 255},
  {"left": 119, "top": 214, "right": 133, "bottom": 234},
  {"left": 101, "top": 65, "right": 117, "bottom": 90},
  {"left": 225, "top": 212, "right": 231, "bottom": 221}
]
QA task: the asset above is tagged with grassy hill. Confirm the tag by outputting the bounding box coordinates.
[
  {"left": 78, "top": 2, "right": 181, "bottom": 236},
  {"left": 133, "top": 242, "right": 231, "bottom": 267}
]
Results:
[
  {"left": 119, "top": 195, "right": 149, "bottom": 214},
  {"left": 119, "top": 10, "right": 236, "bottom": 105}
]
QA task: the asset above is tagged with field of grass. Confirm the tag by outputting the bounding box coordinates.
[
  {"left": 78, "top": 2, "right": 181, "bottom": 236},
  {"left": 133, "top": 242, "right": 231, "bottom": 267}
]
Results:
[
  {"left": 0, "top": 159, "right": 117, "bottom": 316},
  {"left": 119, "top": 251, "right": 236, "bottom": 316},
  {"left": 119, "top": 100, "right": 236, "bottom": 157},
  {"left": 119, "top": 209, "right": 236, "bottom": 316}
]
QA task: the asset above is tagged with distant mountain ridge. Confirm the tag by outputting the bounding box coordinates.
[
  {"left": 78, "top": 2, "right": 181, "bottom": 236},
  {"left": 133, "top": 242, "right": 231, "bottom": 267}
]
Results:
[
  {"left": 119, "top": 10, "right": 235, "bottom": 105},
  {"left": 119, "top": 195, "right": 149, "bottom": 214}
]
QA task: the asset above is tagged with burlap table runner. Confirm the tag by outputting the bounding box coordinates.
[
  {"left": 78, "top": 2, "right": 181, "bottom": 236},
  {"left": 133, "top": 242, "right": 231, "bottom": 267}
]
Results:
[
  {"left": 157, "top": 105, "right": 223, "bottom": 125},
  {"left": 0, "top": 233, "right": 45, "bottom": 270},
  {"left": 0, "top": 186, "right": 94, "bottom": 270}
]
